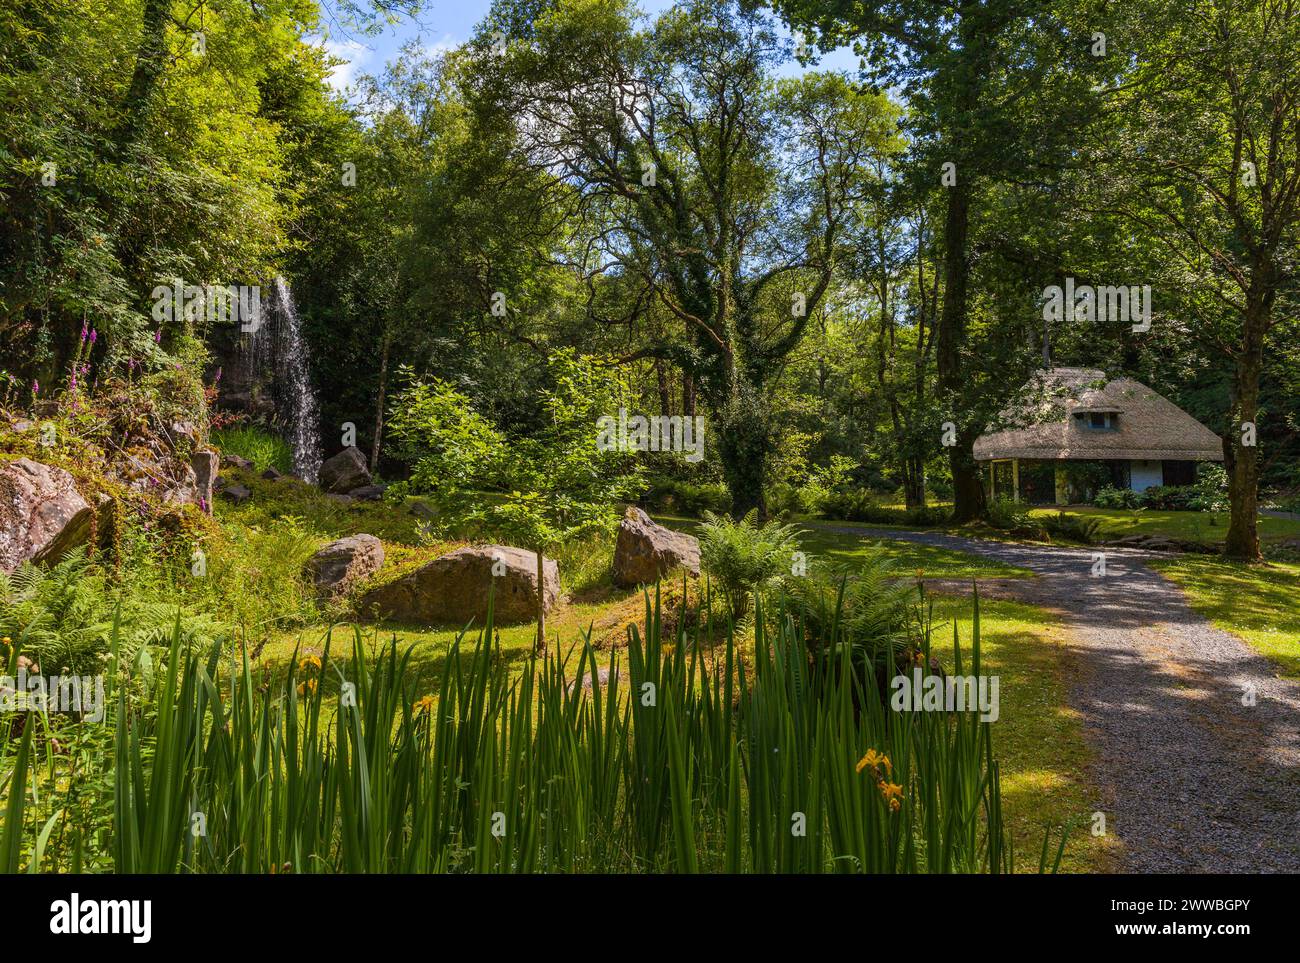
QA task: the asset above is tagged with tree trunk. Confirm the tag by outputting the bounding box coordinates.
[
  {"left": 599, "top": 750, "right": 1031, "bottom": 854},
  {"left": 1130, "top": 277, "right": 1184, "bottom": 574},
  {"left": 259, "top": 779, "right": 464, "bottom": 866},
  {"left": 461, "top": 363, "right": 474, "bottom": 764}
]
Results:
[
  {"left": 936, "top": 178, "right": 981, "bottom": 523},
  {"left": 535, "top": 547, "right": 547, "bottom": 654},
  {"left": 682, "top": 372, "right": 696, "bottom": 417},
  {"left": 370, "top": 329, "right": 392, "bottom": 471},
  {"left": 719, "top": 437, "right": 767, "bottom": 519},
  {"left": 903, "top": 457, "right": 926, "bottom": 510},
  {"left": 949, "top": 438, "right": 986, "bottom": 522},
  {"left": 114, "top": 0, "right": 170, "bottom": 152},
  {"left": 655, "top": 358, "right": 672, "bottom": 414},
  {"left": 716, "top": 387, "right": 768, "bottom": 519},
  {"left": 1224, "top": 299, "right": 1266, "bottom": 561}
]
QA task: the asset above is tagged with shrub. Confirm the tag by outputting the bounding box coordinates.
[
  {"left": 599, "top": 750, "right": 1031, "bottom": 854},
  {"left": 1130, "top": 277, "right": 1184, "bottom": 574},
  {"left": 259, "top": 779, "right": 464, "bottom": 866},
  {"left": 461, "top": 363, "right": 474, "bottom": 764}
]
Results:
[
  {"left": 1273, "top": 492, "right": 1300, "bottom": 514},
  {"left": 697, "top": 510, "right": 801, "bottom": 620},
  {"left": 1137, "top": 485, "right": 1194, "bottom": 510},
  {"left": 1041, "top": 512, "right": 1102, "bottom": 544},
  {"left": 985, "top": 497, "right": 1041, "bottom": 535},
  {"left": 1093, "top": 485, "right": 1140, "bottom": 509},
  {"left": 793, "top": 454, "right": 859, "bottom": 516},
  {"left": 820, "top": 491, "right": 949, "bottom": 527},
  {"left": 784, "top": 551, "right": 919, "bottom": 684},
  {"left": 819, "top": 488, "right": 877, "bottom": 521},
  {"left": 1188, "top": 463, "right": 1228, "bottom": 512},
  {"left": 640, "top": 477, "right": 732, "bottom": 517}
]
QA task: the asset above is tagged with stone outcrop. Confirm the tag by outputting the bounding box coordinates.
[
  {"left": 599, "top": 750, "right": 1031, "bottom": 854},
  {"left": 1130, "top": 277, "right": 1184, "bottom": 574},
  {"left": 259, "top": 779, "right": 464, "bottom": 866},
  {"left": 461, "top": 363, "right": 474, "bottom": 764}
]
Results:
[
  {"left": 347, "top": 484, "right": 386, "bottom": 501},
  {"left": 359, "top": 544, "right": 558, "bottom": 625},
  {"left": 0, "top": 459, "right": 95, "bottom": 572},
  {"left": 219, "top": 483, "right": 251, "bottom": 504},
  {"left": 318, "top": 446, "right": 371, "bottom": 494},
  {"left": 612, "top": 507, "right": 700, "bottom": 587},
  {"left": 190, "top": 450, "right": 219, "bottom": 513},
  {"left": 305, "top": 534, "right": 385, "bottom": 598}
]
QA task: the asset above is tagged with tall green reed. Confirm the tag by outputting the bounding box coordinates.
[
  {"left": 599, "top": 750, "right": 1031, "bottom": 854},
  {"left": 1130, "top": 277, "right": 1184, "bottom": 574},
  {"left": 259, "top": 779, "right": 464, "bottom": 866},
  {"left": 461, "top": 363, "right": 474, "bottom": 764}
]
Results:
[{"left": 2, "top": 586, "right": 1062, "bottom": 873}]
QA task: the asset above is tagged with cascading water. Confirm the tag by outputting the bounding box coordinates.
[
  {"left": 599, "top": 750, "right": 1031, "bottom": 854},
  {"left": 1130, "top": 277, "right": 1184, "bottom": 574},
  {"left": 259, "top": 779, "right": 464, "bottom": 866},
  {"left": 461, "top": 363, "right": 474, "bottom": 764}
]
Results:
[
  {"left": 238, "top": 277, "right": 323, "bottom": 482},
  {"left": 270, "top": 277, "right": 323, "bottom": 483}
]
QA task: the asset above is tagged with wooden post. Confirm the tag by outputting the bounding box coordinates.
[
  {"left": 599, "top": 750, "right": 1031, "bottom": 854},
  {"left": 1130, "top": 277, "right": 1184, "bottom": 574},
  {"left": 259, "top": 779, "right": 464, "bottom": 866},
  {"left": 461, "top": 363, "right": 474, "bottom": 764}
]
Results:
[
  {"left": 1012, "top": 458, "right": 1021, "bottom": 502},
  {"left": 1054, "top": 463, "right": 1068, "bottom": 505}
]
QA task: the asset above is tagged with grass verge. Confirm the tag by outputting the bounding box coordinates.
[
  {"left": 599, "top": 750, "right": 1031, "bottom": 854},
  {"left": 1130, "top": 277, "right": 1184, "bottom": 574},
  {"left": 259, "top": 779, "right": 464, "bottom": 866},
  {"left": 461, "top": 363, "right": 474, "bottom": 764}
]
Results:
[{"left": 1150, "top": 556, "right": 1300, "bottom": 679}]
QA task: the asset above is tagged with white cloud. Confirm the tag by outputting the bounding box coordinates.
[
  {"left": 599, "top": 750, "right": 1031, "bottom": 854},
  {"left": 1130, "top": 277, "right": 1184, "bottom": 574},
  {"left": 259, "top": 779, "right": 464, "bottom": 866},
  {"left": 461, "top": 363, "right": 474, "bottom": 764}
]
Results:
[
  {"left": 424, "top": 33, "right": 460, "bottom": 57},
  {"left": 321, "top": 39, "right": 371, "bottom": 92}
]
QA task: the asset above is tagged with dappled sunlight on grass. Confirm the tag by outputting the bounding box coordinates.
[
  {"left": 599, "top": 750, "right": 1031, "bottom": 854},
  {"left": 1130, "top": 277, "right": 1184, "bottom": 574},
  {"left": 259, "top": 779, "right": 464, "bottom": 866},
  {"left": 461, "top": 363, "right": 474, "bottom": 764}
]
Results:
[
  {"left": 1152, "top": 557, "right": 1300, "bottom": 679},
  {"left": 1029, "top": 506, "right": 1300, "bottom": 545}
]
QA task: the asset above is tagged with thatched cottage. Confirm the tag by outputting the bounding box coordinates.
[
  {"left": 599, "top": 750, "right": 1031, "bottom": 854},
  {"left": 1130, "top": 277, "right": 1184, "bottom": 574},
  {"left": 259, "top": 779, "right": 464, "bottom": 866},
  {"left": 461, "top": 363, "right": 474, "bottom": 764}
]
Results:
[{"left": 973, "top": 368, "right": 1224, "bottom": 505}]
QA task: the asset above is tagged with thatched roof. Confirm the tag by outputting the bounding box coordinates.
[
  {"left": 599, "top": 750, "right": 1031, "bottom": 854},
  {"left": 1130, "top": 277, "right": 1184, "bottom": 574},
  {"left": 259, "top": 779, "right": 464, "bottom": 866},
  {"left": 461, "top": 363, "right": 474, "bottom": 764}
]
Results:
[{"left": 973, "top": 368, "right": 1224, "bottom": 462}]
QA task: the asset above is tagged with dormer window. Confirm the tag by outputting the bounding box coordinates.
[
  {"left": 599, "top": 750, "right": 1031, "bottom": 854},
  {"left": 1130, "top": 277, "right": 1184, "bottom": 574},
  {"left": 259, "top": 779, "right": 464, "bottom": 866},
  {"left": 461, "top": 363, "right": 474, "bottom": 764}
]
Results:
[{"left": 1075, "top": 411, "right": 1119, "bottom": 431}]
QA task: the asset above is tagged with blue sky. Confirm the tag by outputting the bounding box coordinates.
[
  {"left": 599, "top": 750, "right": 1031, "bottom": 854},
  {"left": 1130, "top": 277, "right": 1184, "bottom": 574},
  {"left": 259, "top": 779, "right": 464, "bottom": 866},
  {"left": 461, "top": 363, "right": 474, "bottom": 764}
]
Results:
[{"left": 318, "top": 0, "right": 862, "bottom": 94}]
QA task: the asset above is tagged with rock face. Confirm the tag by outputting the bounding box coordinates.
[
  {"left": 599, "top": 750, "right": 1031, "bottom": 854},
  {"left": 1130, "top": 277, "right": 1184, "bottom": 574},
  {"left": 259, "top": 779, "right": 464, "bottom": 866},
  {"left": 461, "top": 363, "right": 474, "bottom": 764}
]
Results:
[
  {"left": 612, "top": 507, "right": 700, "bottom": 587},
  {"left": 0, "top": 458, "right": 95, "bottom": 572},
  {"left": 305, "top": 534, "right": 385, "bottom": 598},
  {"left": 318, "top": 446, "right": 371, "bottom": 494},
  {"left": 360, "top": 545, "right": 558, "bottom": 625}
]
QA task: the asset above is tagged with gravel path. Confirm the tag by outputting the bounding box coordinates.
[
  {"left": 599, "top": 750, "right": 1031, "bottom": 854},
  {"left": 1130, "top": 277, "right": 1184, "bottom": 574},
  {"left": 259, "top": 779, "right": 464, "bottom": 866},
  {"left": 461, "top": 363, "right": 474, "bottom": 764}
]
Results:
[{"left": 814, "top": 525, "right": 1300, "bottom": 873}]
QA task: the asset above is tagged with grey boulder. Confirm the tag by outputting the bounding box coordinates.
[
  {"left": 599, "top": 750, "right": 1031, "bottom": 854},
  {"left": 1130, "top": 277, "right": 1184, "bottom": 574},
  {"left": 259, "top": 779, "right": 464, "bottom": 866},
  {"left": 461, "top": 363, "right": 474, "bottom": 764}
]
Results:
[
  {"left": 318, "top": 446, "right": 372, "bottom": 494},
  {"left": 359, "top": 544, "right": 558, "bottom": 625},
  {"left": 612, "top": 507, "right": 700, "bottom": 587},
  {"left": 305, "top": 534, "right": 385, "bottom": 598},
  {"left": 0, "top": 458, "right": 95, "bottom": 572}
]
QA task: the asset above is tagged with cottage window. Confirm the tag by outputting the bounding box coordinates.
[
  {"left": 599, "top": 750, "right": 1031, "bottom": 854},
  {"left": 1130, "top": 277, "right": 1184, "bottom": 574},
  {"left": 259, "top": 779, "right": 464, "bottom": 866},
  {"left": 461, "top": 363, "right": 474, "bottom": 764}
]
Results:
[{"left": 1076, "top": 411, "right": 1117, "bottom": 431}]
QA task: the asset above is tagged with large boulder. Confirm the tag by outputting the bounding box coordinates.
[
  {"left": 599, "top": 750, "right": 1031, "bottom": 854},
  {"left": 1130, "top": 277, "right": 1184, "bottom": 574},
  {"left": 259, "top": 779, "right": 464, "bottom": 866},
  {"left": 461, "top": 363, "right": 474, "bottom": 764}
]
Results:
[
  {"left": 0, "top": 458, "right": 95, "bottom": 572},
  {"left": 318, "top": 446, "right": 371, "bottom": 494},
  {"left": 612, "top": 507, "right": 700, "bottom": 587},
  {"left": 305, "top": 534, "right": 385, "bottom": 599},
  {"left": 359, "top": 545, "right": 558, "bottom": 625}
]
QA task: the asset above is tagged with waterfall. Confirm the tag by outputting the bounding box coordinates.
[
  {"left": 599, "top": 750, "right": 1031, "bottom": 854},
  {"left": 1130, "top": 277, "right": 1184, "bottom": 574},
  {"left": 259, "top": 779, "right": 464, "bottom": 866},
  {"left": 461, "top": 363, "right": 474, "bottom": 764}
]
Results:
[{"left": 268, "top": 277, "right": 322, "bottom": 483}]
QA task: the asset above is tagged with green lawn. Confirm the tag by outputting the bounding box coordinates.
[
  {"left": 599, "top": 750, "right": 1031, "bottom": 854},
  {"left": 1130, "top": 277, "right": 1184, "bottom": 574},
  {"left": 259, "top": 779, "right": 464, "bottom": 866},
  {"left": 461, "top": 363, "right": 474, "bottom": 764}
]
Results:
[
  {"left": 1029, "top": 505, "right": 1300, "bottom": 546},
  {"left": 1151, "top": 556, "right": 1300, "bottom": 679}
]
